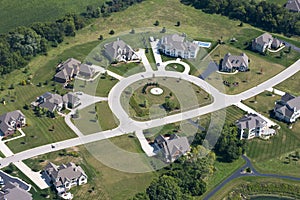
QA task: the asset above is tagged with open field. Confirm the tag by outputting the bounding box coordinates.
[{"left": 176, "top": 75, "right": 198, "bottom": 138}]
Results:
[
  {"left": 243, "top": 92, "right": 300, "bottom": 175},
  {"left": 0, "top": 0, "right": 105, "bottom": 33},
  {"left": 22, "top": 143, "right": 156, "bottom": 200},
  {"left": 165, "top": 63, "right": 185, "bottom": 72},
  {"left": 96, "top": 102, "right": 119, "bottom": 131},
  {"left": 108, "top": 62, "right": 146, "bottom": 77},
  {"left": 206, "top": 44, "right": 285, "bottom": 94},
  {"left": 275, "top": 70, "right": 300, "bottom": 96}
]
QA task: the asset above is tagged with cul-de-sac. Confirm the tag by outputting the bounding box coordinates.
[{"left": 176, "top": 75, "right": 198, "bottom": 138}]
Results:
[{"left": 0, "top": 0, "right": 299, "bottom": 199}]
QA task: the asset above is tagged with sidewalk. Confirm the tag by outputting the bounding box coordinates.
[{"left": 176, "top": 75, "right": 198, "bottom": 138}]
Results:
[
  {"left": 135, "top": 130, "right": 156, "bottom": 157},
  {"left": 265, "top": 87, "right": 285, "bottom": 96}
]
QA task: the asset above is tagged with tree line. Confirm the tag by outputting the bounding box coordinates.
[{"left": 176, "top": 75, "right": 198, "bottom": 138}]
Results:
[
  {"left": 0, "top": 0, "right": 144, "bottom": 75},
  {"left": 180, "top": 0, "right": 300, "bottom": 36}
]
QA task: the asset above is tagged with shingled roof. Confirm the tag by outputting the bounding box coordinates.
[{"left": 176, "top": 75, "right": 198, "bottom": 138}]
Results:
[
  {"left": 0, "top": 110, "right": 25, "bottom": 134},
  {"left": 236, "top": 114, "right": 266, "bottom": 131},
  {"left": 286, "top": 0, "right": 300, "bottom": 12}
]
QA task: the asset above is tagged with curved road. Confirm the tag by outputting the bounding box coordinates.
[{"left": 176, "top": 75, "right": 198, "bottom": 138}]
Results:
[{"left": 203, "top": 155, "right": 300, "bottom": 200}]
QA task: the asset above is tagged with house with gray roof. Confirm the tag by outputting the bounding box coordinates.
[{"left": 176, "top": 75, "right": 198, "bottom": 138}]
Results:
[
  {"left": 0, "top": 181, "right": 32, "bottom": 200},
  {"left": 274, "top": 93, "right": 300, "bottom": 123},
  {"left": 286, "top": 0, "right": 300, "bottom": 12},
  {"left": 236, "top": 114, "right": 275, "bottom": 140},
  {"left": 54, "top": 58, "right": 81, "bottom": 84},
  {"left": 221, "top": 53, "right": 249, "bottom": 72},
  {"left": 33, "top": 92, "right": 63, "bottom": 113},
  {"left": 63, "top": 93, "right": 81, "bottom": 109},
  {"left": 43, "top": 162, "right": 87, "bottom": 194},
  {"left": 0, "top": 110, "right": 26, "bottom": 138},
  {"left": 252, "top": 33, "right": 282, "bottom": 53},
  {"left": 104, "top": 38, "right": 139, "bottom": 62},
  {"left": 154, "top": 134, "right": 190, "bottom": 162},
  {"left": 78, "top": 64, "right": 95, "bottom": 78},
  {"left": 159, "top": 34, "right": 199, "bottom": 59}
]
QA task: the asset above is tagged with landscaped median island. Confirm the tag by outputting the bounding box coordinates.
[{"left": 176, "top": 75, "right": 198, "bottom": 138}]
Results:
[{"left": 121, "top": 77, "right": 212, "bottom": 121}]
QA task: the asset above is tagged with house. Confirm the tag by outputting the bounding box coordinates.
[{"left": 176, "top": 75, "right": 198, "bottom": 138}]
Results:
[
  {"left": 44, "top": 162, "right": 87, "bottom": 194},
  {"left": 274, "top": 93, "right": 300, "bottom": 123},
  {"left": 159, "top": 34, "right": 199, "bottom": 59},
  {"left": 34, "top": 92, "right": 63, "bottom": 113},
  {"left": 63, "top": 93, "right": 81, "bottom": 109},
  {"left": 154, "top": 134, "right": 190, "bottom": 162},
  {"left": 221, "top": 53, "right": 249, "bottom": 72},
  {"left": 236, "top": 114, "right": 276, "bottom": 140},
  {"left": 104, "top": 38, "right": 139, "bottom": 62},
  {"left": 0, "top": 181, "right": 32, "bottom": 200},
  {"left": 78, "top": 64, "right": 95, "bottom": 78},
  {"left": 54, "top": 58, "right": 81, "bottom": 84},
  {"left": 252, "top": 33, "right": 282, "bottom": 53},
  {"left": 0, "top": 110, "right": 26, "bottom": 137},
  {"left": 286, "top": 0, "right": 300, "bottom": 12}
]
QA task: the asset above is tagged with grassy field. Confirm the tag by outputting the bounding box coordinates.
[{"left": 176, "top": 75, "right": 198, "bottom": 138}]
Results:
[
  {"left": 22, "top": 143, "right": 156, "bottom": 200},
  {"left": 108, "top": 62, "right": 146, "bottom": 77},
  {"left": 165, "top": 63, "right": 185, "bottom": 72},
  {"left": 276, "top": 70, "right": 300, "bottom": 96},
  {"left": 243, "top": 92, "right": 300, "bottom": 176},
  {"left": 96, "top": 102, "right": 119, "bottom": 131},
  {"left": 0, "top": 0, "right": 105, "bottom": 33},
  {"left": 206, "top": 44, "right": 285, "bottom": 94}
]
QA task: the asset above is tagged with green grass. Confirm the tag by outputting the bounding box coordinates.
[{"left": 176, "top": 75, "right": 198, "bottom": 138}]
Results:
[
  {"left": 95, "top": 76, "right": 119, "bottom": 97},
  {"left": 108, "top": 62, "right": 146, "bottom": 77},
  {"left": 0, "top": 0, "right": 105, "bottom": 33},
  {"left": 276, "top": 70, "right": 300, "bottom": 96},
  {"left": 165, "top": 63, "right": 185, "bottom": 72},
  {"left": 145, "top": 48, "right": 158, "bottom": 71},
  {"left": 96, "top": 102, "right": 119, "bottom": 131},
  {"left": 206, "top": 44, "right": 285, "bottom": 94}
]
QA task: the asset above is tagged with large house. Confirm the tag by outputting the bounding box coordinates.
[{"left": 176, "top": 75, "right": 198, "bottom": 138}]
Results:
[
  {"left": 252, "top": 33, "right": 282, "bottom": 53},
  {"left": 63, "top": 92, "right": 81, "bottom": 109},
  {"left": 44, "top": 162, "right": 87, "bottom": 194},
  {"left": 274, "top": 93, "right": 300, "bottom": 123},
  {"left": 33, "top": 92, "right": 64, "bottom": 113},
  {"left": 0, "top": 110, "right": 26, "bottom": 137},
  {"left": 286, "top": 0, "right": 300, "bottom": 12},
  {"left": 236, "top": 114, "right": 276, "bottom": 140},
  {"left": 159, "top": 34, "right": 199, "bottom": 59},
  {"left": 0, "top": 181, "right": 32, "bottom": 200},
  {"left": 104, "top": 38, "right": 139, "bottom": 62},
  {"left": 54, "top": 58, "right": 81, "bottom": 84},
  {"left": 154, "top": 134, "right": 190, "bottom": 162},
  {"left": 79, "top": 64, "right": 95, "bottom": 78},
  {"left": 220, "top": 53, "right": 249, "bottom": 72}
]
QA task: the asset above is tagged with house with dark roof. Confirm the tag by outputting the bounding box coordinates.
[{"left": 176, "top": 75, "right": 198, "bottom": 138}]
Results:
[
  {"left": 78, "top": 64, "right": 95, "bottom": 78},
  {"left": 43, "top": 162, "right": 87, "bottom": 194},
  {"left": 252, "top": 33, "right": 282, "bottom": 53},
  {"left": 63, "top": 93, "right": 81, "bottom": 109},
  {"left": 159, "top": 34, "right": 199, "bottom": 59},
  {"left": 54, "top": 58, "right": 81, "bottom": 84},
  {"left": 154, "top": 134, "right": 190, "bottom": 162},
  {"left": 286, "top": 0, "right": 300, "bottom": 12},
  {"left": 33, "top": 92, "right": 63, "bottom": 113},
  {"left": 104, "top": 38, "right": 139, "bottom": 62},
  {"left": 0, "top": 110, "right": 26, "bottom": 137},
  {"left": 236, "top": 114, "right": 275, "bottom": 140},
  {"left": 274, "top": 93, "right": 300, "bottom": 123},
  {"left": 0, "top": 181, "right": 32, "bottom": 200},
  {"left": 220, "top": 53, "right": 249, "bottom": 72}
]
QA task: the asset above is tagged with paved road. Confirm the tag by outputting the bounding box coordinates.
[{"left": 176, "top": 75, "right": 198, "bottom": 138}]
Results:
[
  {"left": 280, "top": 40, "right": 300, "bottom": 53},
  {"left": 203, "top": 155, "right": 300, "bottom": 200}
]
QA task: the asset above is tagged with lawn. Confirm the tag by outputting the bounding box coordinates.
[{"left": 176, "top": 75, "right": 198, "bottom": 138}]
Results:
[
  {"left": 0, "top": 0, "right": 105, "bottom": 33},
  {"left": 22, "top": 143, "right": 156, "bottom": 200},
  {"left": 145, "top": 48, "right": 158, "bottom": 71},
  {"left": 165, "top": 63, "right": 185, "bottom": 72},
  {"left": 243, "top": 92, "right": 300, "bottom": 176},
  {"left": 275, "top": 70, "right": 300, "bottom": 96},
  {"left": 108, "top": 62, "right": 146, "bottom": 77},
  {"left": 96, "top": 102, "right": 119, "bottom": 131},
  {"left": 206, "top": 44, "right": 285, "bottom": 94}
]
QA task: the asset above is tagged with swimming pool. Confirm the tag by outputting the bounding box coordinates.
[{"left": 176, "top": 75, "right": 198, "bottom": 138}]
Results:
[{"left": 193, "top": 41, "right": 212, "bottom": 48}]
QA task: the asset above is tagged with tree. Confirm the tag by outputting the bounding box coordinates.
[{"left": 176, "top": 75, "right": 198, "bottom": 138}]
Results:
[
  {"left": 161, "top": 27, "right": 166, "bottom": 33},
  {"left": 98, "top": 35, "right": 103, "bottom": 40},
  {"left": 154, "top": 20, "right": 159, "bottom": 26},
  {"left": 109, "top": 30, "right": 115, "bottom": 35},
  {"left": 146, "top": 175, "right": 183, "bottom": 200},
  {"left": 176, "top": 21, "right": 181, "bottom": 26},
  {"left": 130, "top": 28, "right": 135, "bottom": 34}
]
